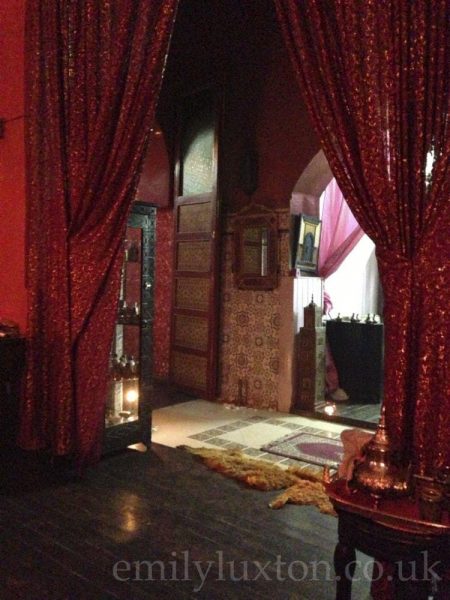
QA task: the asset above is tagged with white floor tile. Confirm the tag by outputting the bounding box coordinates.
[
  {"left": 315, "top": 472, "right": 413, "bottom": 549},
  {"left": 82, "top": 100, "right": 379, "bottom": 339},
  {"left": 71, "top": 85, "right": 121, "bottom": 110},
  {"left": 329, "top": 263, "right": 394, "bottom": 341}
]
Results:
[{"left": 151, "top": 399, "right": 354, "bottom": 450}]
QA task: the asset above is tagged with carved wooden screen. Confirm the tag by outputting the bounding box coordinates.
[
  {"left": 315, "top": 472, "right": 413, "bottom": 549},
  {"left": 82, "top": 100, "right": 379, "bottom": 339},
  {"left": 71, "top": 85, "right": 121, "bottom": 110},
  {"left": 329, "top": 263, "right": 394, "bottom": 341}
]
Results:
[{"left": 170, "top": 89, "right": 221, "bottom": 399}]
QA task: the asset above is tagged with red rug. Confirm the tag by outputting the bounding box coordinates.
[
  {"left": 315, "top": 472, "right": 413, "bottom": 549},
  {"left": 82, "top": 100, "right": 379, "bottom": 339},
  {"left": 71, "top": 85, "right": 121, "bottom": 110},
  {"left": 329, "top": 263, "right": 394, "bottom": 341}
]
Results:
[{"left": 261, "top": 432, "right": 343, "bottom": 467}]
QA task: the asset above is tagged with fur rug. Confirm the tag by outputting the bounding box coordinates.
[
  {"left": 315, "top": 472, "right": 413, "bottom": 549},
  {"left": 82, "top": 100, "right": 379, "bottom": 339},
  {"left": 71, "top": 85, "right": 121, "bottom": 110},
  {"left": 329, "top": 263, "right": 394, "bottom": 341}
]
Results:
[{"left": 182, "top": 446, "right": 335, "bottom": 516}]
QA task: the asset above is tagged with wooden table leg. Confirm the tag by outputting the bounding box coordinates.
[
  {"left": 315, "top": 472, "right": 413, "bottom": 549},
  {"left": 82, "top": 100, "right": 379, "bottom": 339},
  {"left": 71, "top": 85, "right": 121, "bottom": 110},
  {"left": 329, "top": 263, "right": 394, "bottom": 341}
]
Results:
[
  {"left": 334, "top": 540, "right": 356, "bottom": 600},
  {"left": 394, "top": 557, "right": 439, "bottom": 600}
]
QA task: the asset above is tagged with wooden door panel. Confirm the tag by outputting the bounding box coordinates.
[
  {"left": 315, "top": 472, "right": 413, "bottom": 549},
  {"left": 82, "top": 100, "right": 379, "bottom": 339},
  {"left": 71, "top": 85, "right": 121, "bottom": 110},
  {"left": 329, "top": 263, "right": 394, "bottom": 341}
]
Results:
[
  {"left": 176, "top": 240, "right": 211, "bottom": 272},
  {"left": 174, "top": 277, "right": 209, "bottom": 311},
  {"left": 178, "top": 197, "right": 213, "bottom": 234},
  {"left": 174, "top": 315, "right": 209, "bottom": 351},
  {"left": 171, "top": 195, "right": 216, "bottom": 397},
  {"left": 169, "top": 88, "right": 221, "bottom": 399}
]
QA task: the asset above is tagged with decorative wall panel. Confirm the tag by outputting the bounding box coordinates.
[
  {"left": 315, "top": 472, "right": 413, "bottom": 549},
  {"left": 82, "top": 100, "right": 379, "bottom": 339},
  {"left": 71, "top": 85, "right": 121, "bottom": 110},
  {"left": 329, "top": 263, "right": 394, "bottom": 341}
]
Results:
[
  {"left": 156, "top": 207, "right": 293, "bottom": 406},
  {"left": 218, "top": 209, "right": 291, "bottom": 411}
]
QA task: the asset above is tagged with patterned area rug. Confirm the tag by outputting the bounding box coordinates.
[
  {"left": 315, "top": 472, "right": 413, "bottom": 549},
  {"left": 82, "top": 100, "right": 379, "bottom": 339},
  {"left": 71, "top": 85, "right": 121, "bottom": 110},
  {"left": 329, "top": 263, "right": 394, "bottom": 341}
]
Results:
[{"left": 261, "top": 432, "right": 344, "bottom": 467}]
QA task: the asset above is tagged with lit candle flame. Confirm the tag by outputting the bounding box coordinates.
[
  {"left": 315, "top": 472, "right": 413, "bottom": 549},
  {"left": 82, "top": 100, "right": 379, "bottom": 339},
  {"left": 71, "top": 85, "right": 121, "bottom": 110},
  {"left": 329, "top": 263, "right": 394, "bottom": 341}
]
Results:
[
  {"left": 125, "top": 389, "right": 139, "bottom": 403},
  {"left": 324, "top": 402, "right": 336, "bottom": 416}
]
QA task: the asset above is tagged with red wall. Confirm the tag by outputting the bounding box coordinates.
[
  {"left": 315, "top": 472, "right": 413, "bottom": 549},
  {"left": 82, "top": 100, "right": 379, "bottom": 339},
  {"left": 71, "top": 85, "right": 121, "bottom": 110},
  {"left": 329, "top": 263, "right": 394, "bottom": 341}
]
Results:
[
  {"left": 159, "top": 0, "right": 320, "bottom": 212},
  {"left": 152, "top": 208, "right": 174, "bottom": 380},
  {"left": 0, "top": 0, "right": 320, "bottom": 376},
  {"left": 0, "top": 0, "right": 26, "bottom": 330},
  {"left": 254, "top": 44, "right": 319, "bottom": 208},
  {"left": 135, "top": 126, "right": 171, "bottom": 208}
]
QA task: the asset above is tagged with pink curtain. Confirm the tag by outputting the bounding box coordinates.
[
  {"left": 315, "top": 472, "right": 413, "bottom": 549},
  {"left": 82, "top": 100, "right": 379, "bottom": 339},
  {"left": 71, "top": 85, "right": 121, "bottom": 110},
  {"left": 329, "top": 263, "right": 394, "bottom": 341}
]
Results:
[
  {"left": 318, "top": 179, "right": 364, "bottom": 280},
  {"left": 20, "top": 0, "right": 178, "bottom": 468},
  {"left": 319, "top": 179, "right": 364, "bottom": 392}
]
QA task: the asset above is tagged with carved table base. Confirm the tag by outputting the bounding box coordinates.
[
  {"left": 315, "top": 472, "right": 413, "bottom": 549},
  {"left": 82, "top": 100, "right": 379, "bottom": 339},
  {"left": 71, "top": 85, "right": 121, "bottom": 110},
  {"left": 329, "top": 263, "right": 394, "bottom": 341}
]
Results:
[{"left": 327, "top": 481, "right": 450, "bottom": 600}]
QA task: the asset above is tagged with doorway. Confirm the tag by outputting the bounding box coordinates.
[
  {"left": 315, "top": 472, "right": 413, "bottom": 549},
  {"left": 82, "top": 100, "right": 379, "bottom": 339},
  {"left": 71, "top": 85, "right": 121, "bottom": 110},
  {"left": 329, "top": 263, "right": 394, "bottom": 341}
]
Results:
[{"left": 291, "top": 155, "right": 383, "bottom": 429}]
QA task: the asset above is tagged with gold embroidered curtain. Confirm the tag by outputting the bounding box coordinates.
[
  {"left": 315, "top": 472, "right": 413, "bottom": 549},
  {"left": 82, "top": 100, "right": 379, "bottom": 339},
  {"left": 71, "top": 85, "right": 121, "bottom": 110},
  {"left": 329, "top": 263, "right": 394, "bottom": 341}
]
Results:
[
  {"left": 275, "top": 0, "right": 450, "bottom": 474},
  {"left": 21, "top": 0, "right": 178, "bottom": 467}
]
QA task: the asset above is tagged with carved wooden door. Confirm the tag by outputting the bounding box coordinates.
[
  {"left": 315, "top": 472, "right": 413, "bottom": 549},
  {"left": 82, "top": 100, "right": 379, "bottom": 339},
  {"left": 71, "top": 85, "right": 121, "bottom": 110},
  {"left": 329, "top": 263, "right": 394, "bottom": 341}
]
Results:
[{"left": 169, "top": 88, "right": 221, "bottom": 399}]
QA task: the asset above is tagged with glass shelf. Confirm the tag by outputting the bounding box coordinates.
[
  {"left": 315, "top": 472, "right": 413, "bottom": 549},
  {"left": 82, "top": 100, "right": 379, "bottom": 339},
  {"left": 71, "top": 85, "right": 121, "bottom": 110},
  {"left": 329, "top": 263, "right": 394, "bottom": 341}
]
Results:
[{"left": 103, "top": 203, "right": 155, "bottom": 453}]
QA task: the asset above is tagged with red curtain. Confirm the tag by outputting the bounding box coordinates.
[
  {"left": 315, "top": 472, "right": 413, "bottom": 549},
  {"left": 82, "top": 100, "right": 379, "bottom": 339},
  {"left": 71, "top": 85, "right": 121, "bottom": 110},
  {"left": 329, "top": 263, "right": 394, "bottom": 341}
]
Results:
[
  {"left": 275, "top": 0, "right": 450, "bottom": 474},
  {"left": 20, "top": 0, "right": 178, "bottom": 467}
]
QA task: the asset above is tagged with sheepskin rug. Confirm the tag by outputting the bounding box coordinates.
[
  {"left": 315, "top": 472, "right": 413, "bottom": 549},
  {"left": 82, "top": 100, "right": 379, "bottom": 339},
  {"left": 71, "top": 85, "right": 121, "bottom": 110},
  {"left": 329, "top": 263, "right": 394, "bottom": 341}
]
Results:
[{"left": 182, "top": 446, "right": 335, "bottom": 516}]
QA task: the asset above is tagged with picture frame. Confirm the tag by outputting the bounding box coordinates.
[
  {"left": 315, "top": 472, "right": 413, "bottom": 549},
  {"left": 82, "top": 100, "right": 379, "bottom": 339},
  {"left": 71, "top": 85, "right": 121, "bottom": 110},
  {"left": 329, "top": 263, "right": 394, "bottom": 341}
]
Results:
[{"left": 294, "top": 214, "right": 322, "bottom": 273}]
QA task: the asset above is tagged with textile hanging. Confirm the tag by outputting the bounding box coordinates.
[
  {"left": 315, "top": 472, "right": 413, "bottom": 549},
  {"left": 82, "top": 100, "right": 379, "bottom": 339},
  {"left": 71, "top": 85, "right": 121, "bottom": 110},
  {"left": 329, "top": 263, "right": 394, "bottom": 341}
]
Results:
[
  {"left": 20, "top": 0, "right": 178, "bottom": 467},
  {"left": 319, "top": 179, "right": 363, "bottom": 394},
  {"left": 275, "top": 0, "right": 450, "bottom": 474},
  {"left": 318, "top": 178, "right": 364, "bottom": 281}
]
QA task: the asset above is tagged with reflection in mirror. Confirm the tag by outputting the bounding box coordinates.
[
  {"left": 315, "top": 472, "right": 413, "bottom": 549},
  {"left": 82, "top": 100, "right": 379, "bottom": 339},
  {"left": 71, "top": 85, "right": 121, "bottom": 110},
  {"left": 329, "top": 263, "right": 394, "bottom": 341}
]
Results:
[
  {"left": 242, "top": 227, "right": 269, "bottom": 276},
  {"left": 234, "top": 205, "right": 278, "bottom": 291},
  {"left": 261, "top": 229, "right": 268, "bottom": 276}
]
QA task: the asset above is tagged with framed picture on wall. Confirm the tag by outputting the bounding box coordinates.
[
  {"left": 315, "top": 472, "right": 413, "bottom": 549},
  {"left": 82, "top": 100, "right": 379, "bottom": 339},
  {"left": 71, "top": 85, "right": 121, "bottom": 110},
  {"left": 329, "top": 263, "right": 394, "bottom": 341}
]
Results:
[{"left": 294, "top": 214, "right": 322, "bottom": 274}]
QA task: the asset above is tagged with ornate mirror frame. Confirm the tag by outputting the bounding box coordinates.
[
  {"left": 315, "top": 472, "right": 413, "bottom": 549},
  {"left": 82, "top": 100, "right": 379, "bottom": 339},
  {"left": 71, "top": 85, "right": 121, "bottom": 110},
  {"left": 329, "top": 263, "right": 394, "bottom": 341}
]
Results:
[{"left": 233, "top": 203, "right": 278, "bottom": 290}]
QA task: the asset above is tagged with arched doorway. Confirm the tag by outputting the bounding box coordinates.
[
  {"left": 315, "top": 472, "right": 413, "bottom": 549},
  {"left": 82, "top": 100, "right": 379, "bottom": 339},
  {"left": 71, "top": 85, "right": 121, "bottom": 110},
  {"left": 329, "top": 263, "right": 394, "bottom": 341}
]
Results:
[{"left": 290, "top": 151, "right": 383, "bottom": 428}]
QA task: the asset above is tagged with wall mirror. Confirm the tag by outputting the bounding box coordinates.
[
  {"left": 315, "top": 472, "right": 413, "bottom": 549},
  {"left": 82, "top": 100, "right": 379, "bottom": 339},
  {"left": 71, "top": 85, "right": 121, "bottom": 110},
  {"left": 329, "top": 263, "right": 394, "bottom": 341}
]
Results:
[{"left": 234, "top": 204, "right": 278, "bottom": 290}]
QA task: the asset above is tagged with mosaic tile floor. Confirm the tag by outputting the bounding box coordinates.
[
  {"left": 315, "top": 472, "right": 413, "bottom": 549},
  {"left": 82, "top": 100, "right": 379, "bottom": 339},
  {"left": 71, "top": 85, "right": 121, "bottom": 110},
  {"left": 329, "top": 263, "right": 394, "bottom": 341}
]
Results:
[{"left": 151, "top": 400, "right": 363, "bottom": 473}]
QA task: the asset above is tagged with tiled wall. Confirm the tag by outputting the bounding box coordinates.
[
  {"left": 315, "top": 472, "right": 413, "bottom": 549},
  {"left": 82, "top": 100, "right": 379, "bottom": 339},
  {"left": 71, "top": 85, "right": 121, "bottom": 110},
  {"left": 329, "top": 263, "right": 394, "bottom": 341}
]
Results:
[
  {"left": 217, "top": 209, "right": 295, "bottom": 412},
  {"left": 153, "top": 206, "right": 297, "bottom": 413}
]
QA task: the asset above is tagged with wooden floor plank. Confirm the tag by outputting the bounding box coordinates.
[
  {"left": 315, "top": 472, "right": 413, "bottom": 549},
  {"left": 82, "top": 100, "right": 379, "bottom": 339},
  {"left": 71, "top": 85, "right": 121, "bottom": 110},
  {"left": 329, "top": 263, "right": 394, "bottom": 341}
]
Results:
[{"left": 0, "top": 444, "right": 372, "bottom": 599}]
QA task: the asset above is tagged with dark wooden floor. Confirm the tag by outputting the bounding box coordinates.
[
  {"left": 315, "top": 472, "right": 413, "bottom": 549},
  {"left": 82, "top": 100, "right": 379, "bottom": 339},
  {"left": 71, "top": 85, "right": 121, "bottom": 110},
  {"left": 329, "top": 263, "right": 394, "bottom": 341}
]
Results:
[{"left": 0, "top": 444, "right": 372, "bottom": 600}]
